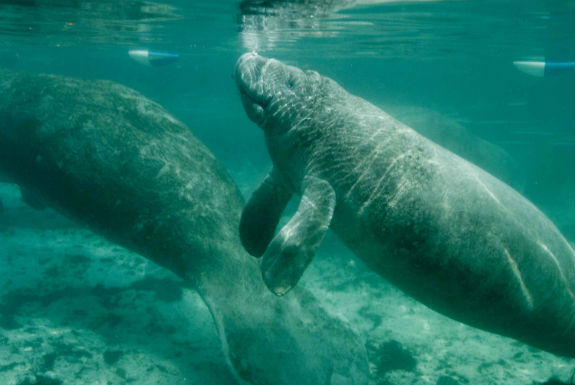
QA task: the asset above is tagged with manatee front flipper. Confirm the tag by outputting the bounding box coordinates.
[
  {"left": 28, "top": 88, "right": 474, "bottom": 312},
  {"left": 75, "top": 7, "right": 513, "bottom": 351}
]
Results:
[
  {"left": 261, "top": 176, "right": 336, "bottom": 296},
  {"left": 240, "top": 167, "right": 292, "bottom": 257}
]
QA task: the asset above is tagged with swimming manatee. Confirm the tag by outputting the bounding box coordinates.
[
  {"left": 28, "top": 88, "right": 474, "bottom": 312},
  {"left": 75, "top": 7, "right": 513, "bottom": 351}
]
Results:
[
  {"left": 0, "top": 69, "right": 369, "bottom": 385},
  {"left": 388, "top": 105, "right": 525, "bottom": 192},
  {"left": 235, "top": 53, "right": 575, "bottom": 358}
]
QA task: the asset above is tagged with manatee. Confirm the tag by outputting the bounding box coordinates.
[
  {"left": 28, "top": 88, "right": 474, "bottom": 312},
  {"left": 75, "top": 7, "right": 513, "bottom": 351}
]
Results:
[
  {"left": 0, "top": 69, "right": 368, "bottom": 385},
  {"left": 387, "top": 105, "right": 525, "bottom": 192},
  {"left": 235, "top": 53, "right": 575, "bottom": 358}
]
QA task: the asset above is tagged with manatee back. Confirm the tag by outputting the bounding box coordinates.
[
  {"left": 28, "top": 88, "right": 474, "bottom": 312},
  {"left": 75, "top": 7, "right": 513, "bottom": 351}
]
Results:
[{"left": 0, "top": 71, "right": 244, "bottom": 278}]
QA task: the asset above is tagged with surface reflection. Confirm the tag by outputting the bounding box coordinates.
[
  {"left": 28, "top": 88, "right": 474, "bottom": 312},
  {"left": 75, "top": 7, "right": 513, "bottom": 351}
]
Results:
[{"left": 0, "top": 0, "right": 180, "bottom": 46}]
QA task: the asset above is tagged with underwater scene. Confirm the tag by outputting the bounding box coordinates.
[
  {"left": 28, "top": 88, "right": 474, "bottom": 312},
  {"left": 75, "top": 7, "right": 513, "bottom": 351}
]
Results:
[{"left": 0, "top": 1, "right": 574, "bottom": 384}]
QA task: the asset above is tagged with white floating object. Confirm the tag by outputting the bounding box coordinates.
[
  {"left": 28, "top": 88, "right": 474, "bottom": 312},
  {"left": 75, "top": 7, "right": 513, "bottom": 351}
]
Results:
[
  {"left": 129, "top": 49, "right": 180, "bottom": 67},
  {"left": 513, "top": 60, "right": 574, "bottom": 77}
]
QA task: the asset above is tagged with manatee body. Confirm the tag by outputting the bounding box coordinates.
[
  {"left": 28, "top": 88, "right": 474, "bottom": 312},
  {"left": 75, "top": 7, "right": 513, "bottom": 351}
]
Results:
[
  {"left": 388, "top": 105, "right": 525, "bottom": 191},
  {"left": 235, "top": 53, "right": 575, "bottom": 357},
  {"left": 0, "top": 70, "right": 368, "bottom": 385}
]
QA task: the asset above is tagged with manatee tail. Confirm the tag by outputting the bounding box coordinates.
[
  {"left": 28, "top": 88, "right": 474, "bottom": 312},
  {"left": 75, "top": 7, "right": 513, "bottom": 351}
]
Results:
[{"left": 191, "top": 284, "right": 250, "bottom": 385}]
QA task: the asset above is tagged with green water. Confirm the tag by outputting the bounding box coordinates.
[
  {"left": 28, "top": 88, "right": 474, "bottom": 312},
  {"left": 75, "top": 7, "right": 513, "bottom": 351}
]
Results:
[
  {"left": 1, "top": 1, "right": 573, "bottom": 238},
  {"left": 0, "top": 1, "right": 573, "bottom": 384}
]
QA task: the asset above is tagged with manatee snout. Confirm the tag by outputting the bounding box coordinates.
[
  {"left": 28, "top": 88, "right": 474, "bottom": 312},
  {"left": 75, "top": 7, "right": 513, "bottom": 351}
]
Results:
[
  {"left": 235, "top": 52, "right": 271, "bottom": 104},
  {"left": 235, "top": 52, "right": 308, "bottom": 127},
  {"left": 235, "top": 52, "right": 271, "bottom": 125}
]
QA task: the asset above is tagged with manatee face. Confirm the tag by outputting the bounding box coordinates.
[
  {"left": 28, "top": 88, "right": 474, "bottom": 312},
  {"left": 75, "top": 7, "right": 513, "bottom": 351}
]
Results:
[{"left": 235, "top": 52, "right": 323, "bottom": 133}]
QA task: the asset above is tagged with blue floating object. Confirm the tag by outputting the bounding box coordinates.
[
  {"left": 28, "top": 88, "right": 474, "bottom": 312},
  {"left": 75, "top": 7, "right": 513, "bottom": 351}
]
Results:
[
  {"left": 513, "top": 60, "right": 574, "bottom": 77},
  {"left": 129, "top": 49, "right": 180, "bottom": 66}
]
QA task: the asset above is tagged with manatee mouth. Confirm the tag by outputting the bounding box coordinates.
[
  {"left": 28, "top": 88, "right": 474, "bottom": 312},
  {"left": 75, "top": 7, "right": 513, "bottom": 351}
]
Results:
[{"left": 235, "top": 52, "right": 272, "bottom": 125}]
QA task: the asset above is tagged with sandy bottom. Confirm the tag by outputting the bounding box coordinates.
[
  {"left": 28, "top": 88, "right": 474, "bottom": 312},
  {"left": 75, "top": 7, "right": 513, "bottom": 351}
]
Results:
[{"left": 0, "top": 183, "right": 573, "bottom": 385}]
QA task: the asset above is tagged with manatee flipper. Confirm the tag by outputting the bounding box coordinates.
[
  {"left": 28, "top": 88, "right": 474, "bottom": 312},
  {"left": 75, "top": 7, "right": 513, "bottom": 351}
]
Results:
[
  {"left": 240, "top": 167, "right": 292, "bottom": 257},
  {"left": 261, "top": 176, "right": 336, "bottom": 296},
  {"left": 20, "top": 186, "right": 47, "bottom": 210}
]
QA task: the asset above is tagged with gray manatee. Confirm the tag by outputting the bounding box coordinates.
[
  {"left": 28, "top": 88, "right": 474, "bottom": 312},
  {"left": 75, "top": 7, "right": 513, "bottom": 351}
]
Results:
[
  {"left": 0, "top": 69, "right": 368, "bottom": 385},
  {"left": 235, "top": 53, "right": 575, "bottom": 358},
  {"left": 388, "top": 105, "right": 525, "bottom": 192}
]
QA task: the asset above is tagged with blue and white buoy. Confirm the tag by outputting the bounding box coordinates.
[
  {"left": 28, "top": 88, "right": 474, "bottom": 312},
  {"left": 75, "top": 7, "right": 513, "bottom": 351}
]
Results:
[
  {"left": 128, "top": 49, "right": 180, "bottom": 66},
  {"left": 513, "top": 60, "right": 574, "bottom": 77}
]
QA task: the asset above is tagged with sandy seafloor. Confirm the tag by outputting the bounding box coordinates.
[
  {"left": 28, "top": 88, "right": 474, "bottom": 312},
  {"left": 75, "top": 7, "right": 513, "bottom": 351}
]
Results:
[{"left": 0, "top": 179, "right": 573, "bottom": 385}]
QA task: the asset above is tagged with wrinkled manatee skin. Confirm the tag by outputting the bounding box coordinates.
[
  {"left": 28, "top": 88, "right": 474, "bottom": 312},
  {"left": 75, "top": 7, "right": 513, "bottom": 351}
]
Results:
[{"left": 235, "top": 53, "right": 575, "bottom": 358}]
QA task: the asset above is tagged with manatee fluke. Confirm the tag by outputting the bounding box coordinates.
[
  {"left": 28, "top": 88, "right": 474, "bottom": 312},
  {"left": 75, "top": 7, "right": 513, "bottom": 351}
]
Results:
[
  {"left": 0, "top": 69, "right": 369, "bottom": 385},
  {"left": 235, "top": 52, "right": 575, "bottom": 358}
]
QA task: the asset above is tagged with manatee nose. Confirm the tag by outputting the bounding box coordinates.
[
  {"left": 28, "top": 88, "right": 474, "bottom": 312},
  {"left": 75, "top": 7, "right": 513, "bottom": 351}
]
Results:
[
  {"left": 235, "top": 52, "right": 274, "bottom": 107},
  {"left": 237, "top": 51, "right": 260, "bottom": 68},
  {"left": 235, "top": 52, "right": 266, "bottom": 87}
]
